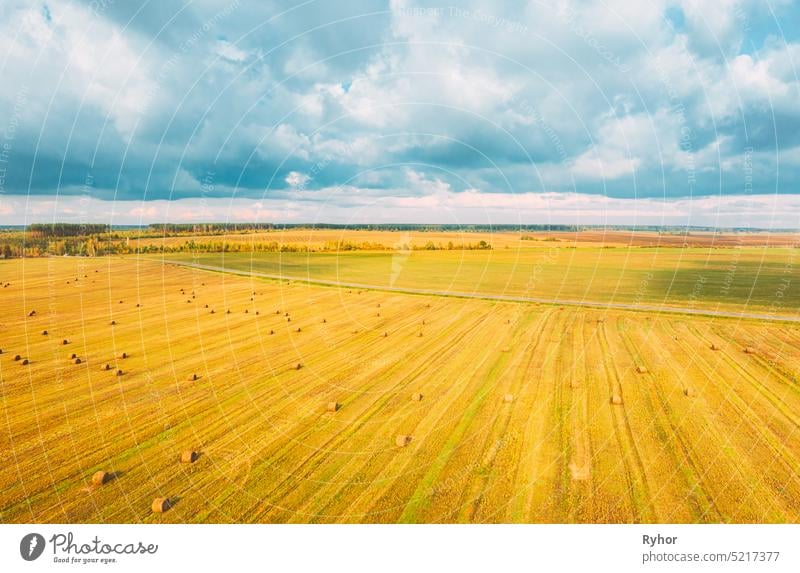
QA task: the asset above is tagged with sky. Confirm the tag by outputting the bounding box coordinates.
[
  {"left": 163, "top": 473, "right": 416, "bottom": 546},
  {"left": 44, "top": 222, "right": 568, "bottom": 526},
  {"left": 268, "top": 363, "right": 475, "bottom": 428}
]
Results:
[{"left": 0, "top": 0, "right": 799, "bottom": 227}]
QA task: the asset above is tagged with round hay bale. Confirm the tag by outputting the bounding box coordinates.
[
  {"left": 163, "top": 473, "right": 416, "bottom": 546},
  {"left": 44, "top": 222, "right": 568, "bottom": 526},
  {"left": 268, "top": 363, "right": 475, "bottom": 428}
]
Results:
[
  {"left": 73, "top": 357, "right": 82, "bottom": 365},
  {"left": 14, "top": 354, "right": 21, "bottom": 361},
  {"left": 151, "top": 497, "right": 170, "bottom": 513},
  {"left": 411, "top": 392, "right": 423, "bottom": 401},
  {"left": 295, "top": 363, "right": 303, "bottom": 370},
  {"left": 269, "top": 329, "right": 274, "bottom": 335},
  {"left": 322, "top": 318, "right": 327, "bottom": 323},
  {"left": 744, "top": 346, "right": 755, "bottom": 354},
  {"left": 110, "top": 320, "right": 116, "bottom": 326},
  {"left": 383, "top": 332, "right": 388, "bottom": 337},
  {"left": 503, "top": 394, "right": 514, "bottom": 403},
  {"left": 0, "top": 349, "right": 2, "bottom": 354},
  {"left": 285, "top": 312, "right": 289, "bottom": 317},
  {"left": 210, "top": 309, "right": 215, "bottom": 314},
  {"left": 610, "top": 394, "right": 623, "bottom": 405},
  {"left": 102, "top": 364, "right": 111, "bottom": 371},
  {"left": 422, "top": 319, "right": 426, "bottom": 325},
  {"left": 255, "top": 311, "right": 260, "bottom": 315},
  {"left": 326, "top": 402, "right": 340, "bottom": 412},
  {"left": 119, "top": 300, "right": 123, "bottom": 304},
  {"left": 636, "top": 366, "right": 648, "bottom": 374},
  {"left": 116, "top": 369, "right": 123, "bottom": 376},
  {"left": 136, "top": 303, "right": 141, "bottom": 308},
  {"left": 684, "top": 387, "right": 696, "bottom": 397},
  {"left": 245, "top": 309, "right": 249, "bottom": 313},
  {"left": 180, "top": 450, "right": 198, "bottom": 464},
  {"left": 189, "top": 373, "right": 198, "bottom": 381},
  {"left": 417, "top": 332, "right": 423, "bottom": 337},
  {"left": 376, "top": 312, "right": 381, "bottom": 317},
  {"left": 28, "top": 310, "right": 36, "bottom": 316},
  {"left": 121, "top": 352, "right": 128, "bottom": 359},
  {"left": 62, "top": 339, "right": 69, "bottom": 345},
  {"left": 275, "top": 310, "right": 281, "bottom": 315},
  {"left": 710, "top": 343, "right": 720, "bottom": 351},
  {"left": 296, "top": 327, "right": 302, "bottom": 332},
  {"left": 204, "top": 304, "right": 208, "bottom": 308},
  {"left": 21, "top": 358, "right": 29, "bottom": 365},
  {"left": 41, "top": 330, "right": 48, "bottom": 336},
  {"left": 395, "top": 435, "right": 412, "bottom": 447},
  {"left": 92, "top": 471, "right": 110, "bottom": 486},
  {"left": 287, "top": 317, "right": 291, "bottom": 322},
  {"left": 70, "top": 353, "right": 77, "bottom": 359}
]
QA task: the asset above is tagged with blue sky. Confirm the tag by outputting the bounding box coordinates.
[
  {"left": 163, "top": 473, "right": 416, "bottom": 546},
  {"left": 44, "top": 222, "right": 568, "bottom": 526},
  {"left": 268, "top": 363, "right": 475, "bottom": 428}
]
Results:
[{"left": 0, "top": 0, "right": 799, "bottom": 227}]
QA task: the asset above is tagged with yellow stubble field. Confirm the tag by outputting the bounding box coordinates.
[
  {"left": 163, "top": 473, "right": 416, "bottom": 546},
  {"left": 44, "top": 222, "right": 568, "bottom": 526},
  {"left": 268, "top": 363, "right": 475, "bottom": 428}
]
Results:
[{"left": 2, "top": 256, "right": 800, "bottom": 523}]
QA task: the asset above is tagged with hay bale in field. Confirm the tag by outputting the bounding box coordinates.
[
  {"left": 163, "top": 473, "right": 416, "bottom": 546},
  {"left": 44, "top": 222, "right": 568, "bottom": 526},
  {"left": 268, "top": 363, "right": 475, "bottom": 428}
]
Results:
[
  {"left": 188, "top": 373, "right": 198, "bottom": 381},
  {"left": 110, "top": 320, "right": 116, "bottom": 326},
  {"left": 70, "top": 353, "right": 77, "bottom": 359},
  {"left": 42, "top": 330, "right": 48, "bottom": 336},
  {"left": 226, "top": 310, "right": 231, "bottom": 314},
  {"left": 14, "top": 354, "right": 22, "bottom": 361},
  {"left": 684, "top": 387, "right": 695, "bottom": 397},
  {"left": 503, "top": 394, "right": 514, "bottom": 403},
  {"left": 245, "top": 309, "right": 248, "bottom": 313},
  {"left": 275, "top": 310, "right": 281, "bottom": 315},
  {"left": 62, "top": 339, "right": 69, "bottom": 345},
  {"left": 0, "top": 349, "right": 2, "bottom": 354},
  {"left": 121, "top": 352, "right": 128, "bottom": 359},
  {"left": 151, "top": 497, "right": 171, "bottom": 513},
  {"left": 383, "top": 332, "right": 388, "bottom": 337},
  {"left": 610, "top": 394, "right": 623, "bottom": 405},
  {"left": 710, "top": 343, "right": 720, "bottom": 351},
  {"left": 204, "top": 304, "right": 208, "bottom": 308},
  {"left": 116, "top": 369, "right": 123, "bottom": 376},
  {"left": 255, "top": 311, "right": 259, "bottom": 315},
  {"left": 326, "top": 402, "right": 340, "bottom": 412},
  {"left": 322, "top": 318, "right": 327, "bottom": 323},
  {"left": 119, "top": 300, "right": 123, "bottom": 304},
  {"left": 21, "top": 358, "right": 29, "bottom": 365},
  {"left": 102, "top": 364, "right": 111, "bottom": 371},
  {"left": 92, "top": 471, "right": 110, "bottom": 486},
  {"left": 285, "top": 312, "right": 289, "bottom": 317},
  {"left": 28, "top": 310, "right": 36, "bottom": 316},
  {"left": 411, "top": 392, "right": 423, "bottom": 401},
  {"left": 136, "top": 303, "right": 141, "bottom": 308},
  {"left": 210, "top": 309, "right": 215, "bottom": 314},
  {"left": 296, "top": 327, "right": 302, "bottom": 332},
  {"left": 636, "top": 366, "right": 648, "bottom": 374},
  {"left": 295, "top": 363, "right": 303, "bottom": 370},
  {"left": 73, "top": 357, "right": 82, "bottom": 365},
  {"left": 744, "top": 346, "right": 756, "bottom": 354},
  {"left": 287, "top": 317, "right": 291, "bottom": 322},
  {"left": 395, "top": 435, "right": 412, "bottom": 447},
  {"left": 417, "top": 332, "right": 423, "bottom": 337},
  {"left": 180, "top": 450, "right": 198, "bottom": 464},
  {"left": 376, "top": 312, "right": 381, "bottom": 317}
]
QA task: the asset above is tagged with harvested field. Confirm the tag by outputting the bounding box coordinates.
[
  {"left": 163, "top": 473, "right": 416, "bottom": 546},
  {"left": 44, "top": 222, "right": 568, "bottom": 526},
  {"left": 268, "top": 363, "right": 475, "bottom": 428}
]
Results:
[{"left": 2, "top": 256, "right": 800, "bottom": 523}]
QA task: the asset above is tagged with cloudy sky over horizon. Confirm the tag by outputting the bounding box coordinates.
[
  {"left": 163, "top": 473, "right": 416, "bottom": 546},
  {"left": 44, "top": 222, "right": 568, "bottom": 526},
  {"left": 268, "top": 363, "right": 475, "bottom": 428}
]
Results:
[{"left": 0, "top": 0, "right": 799, "bottom": 227}]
